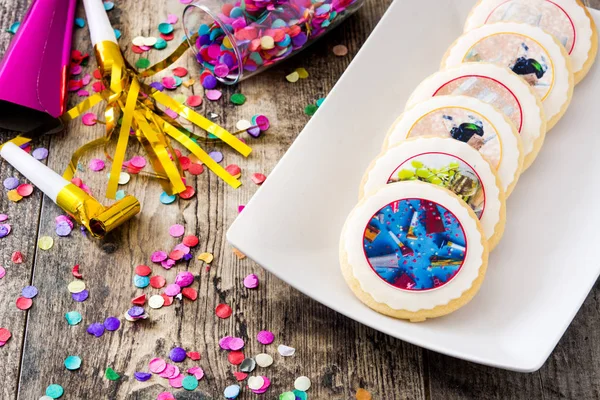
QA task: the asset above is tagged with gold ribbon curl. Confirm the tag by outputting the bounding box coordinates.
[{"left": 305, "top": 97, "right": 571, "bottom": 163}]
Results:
[{"left": 61, "top": 39, "right": 251, "bottom": 199}]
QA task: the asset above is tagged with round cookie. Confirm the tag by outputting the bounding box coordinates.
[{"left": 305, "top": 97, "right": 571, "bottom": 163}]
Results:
[
  {"left": 361, "top": 137, "right": 506, "bottom": 250},
  {"left": 441, "top": 22, "right": 574, "bottom": 131},
  {"left": 385, "top": 95, "right": 523, "bottom": 196},
  {"left": 340, "top": 181, "right": 489, "bottom": 322},
  {"left": 406, "top": 63, "right": 545, "bottom": 170},
  {"left": 464, "top": 0, "right": 598, "bottom": 84}
]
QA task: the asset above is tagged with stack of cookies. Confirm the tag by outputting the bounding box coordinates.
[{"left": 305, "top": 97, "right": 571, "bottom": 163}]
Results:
[{"left": 340, "top": 0, "right": 597, "bottom": 322}]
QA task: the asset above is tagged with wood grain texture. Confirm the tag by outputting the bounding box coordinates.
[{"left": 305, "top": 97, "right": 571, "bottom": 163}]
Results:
[{"left": 0, "top": 0, "right": 599, "bottom": 399}]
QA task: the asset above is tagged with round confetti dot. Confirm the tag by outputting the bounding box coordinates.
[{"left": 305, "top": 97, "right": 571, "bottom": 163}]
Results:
[
  {"left": 87, "top": 322, "right": 105, "bottom": 337},
  {"left": 230, "top": 93, "right": 246, "bottom": 105},
  {"left": 225, "top": 164, "right": 241, "bottom": 178},
  {"left": 169, "top": 374, "right": 184, "bottom": 388},
  {"left": 293, "top": 390, "right": 308, "bottom": 400},
  {"left": 81, "top": 112, "right": 98, "bottom": 126},
  {"left": 16, "top": 183, "right": 33, "bottom": 197},
  {"left": 294, "top": 376, "right": 311, "bottom": 391},
  {"left": 150, "top": 275, "right": 166, "bottom": 288},
  {"left": 260, "top": 35, "right": 275, "bottom": 49},
  {"left": 316, "top": 97, "right": 326, "bottom": 107},
  {"left": 65, "top": 311, "right": 82, "bottom": 326},
  {"left": 304, "top": 104, "right": 318, "bottom": 116},
  {"left": 45, "top": 384, "right": 64, "bottom": 399},
  {"left": 68, "top": 280, "right": 86, "bottom": 293},
  {"left": 136, "top": 58, "right": 150, "bottom": 69},
  {"left": 229, "top": 337, "right": 245, "bottom": 351},
  {"left": 157, "top": 392, "right": 175, "bottom": 400},
  {"left": 244, "top": 274, "right": 259, "bottom": 289},
  {"left": 182, "top": 375, "right": 199, "bottom": 390},
  {"left": 197, "top": 252, "right": 214, "bottom": 263},
  {"left": 188, "top": 163, "right": 204, "bottom": 175},
  {"left": 11, "top": 251, "right": 23, "bottom": 263},
  {"left": 215, "top": 303, "right": 232, "bottom": 319},
  {"left": 0, "top": 224, "right": 10, "bottom": 238},
  {"left": 0, "top": 266, "right": 5, "bottom": 279},
  {"left": 56, "top": 221, "right": 72, "bottom": 236},
  {"left": 135, "top": 265, "right": 151, "bottom": 276},
  {"left": 286, "top": 71, "right": 299, "bottom": 83},
  {"left": 133, "top": 274, "right": 150, "bottom": 288},
  {"left": 149, "top": 358, "right": 167, "bottom": 374},
  {"left": 278, "top": 344, "right": 296, "bottom": 356},
  {"left": 21, "top": 285, "right": 38, "bottom": 298},
  {"left": 181, "top": 287, "right": 198, "bottom": 301},
  {"left": 186, "top": 95, "right": 202, "bottom": 107},
  {"left": 248, "top": 376, "right": 265, "bottom": 390},
  {"left": 104, "top": 316, "right": 121, "bottom": 331},
  {"left": 257, "top": 330, "right": 274, "bottom": 345},
  {"left": 182, "top": 235, "right": 199, "bottom": 247},
  {"left": 38, "top": 236, "right": 53, "bottom": 250},
  {"left": 3, "top": 177, "right": 19, "bottom": 190},
  {"left": 151, "top": 251, "right": 168, "bottom": 263},
  {"left": 296, "top": 68, "right": 309, "bottom": 79},
  {"left": 169, "top": 224, "right": 185, "bottom": 237},
  {"left": 89, "top": 158, "right": 105, "bottom": 171},
  {"left": 333, "top": 44, "right": 349, "bottom": 56},
  {"left": 16, "top": 297, "right": 33, "bottom": 310},
  {"left": 0, "top": 327, "right": 12, "bottom": 342},
  {"left": 64, "top": 355, "right": 82, "bottom": 370},
  {"left": 228, "top": 350, "right": 245, "bottom": 365},
  {"left": 130, "top": 156, "right": 146, "bottom": 168},
  {"left": 224, "top": 385, "right": 241, "bottom": 399},
  {"left": 158, "top": 22, "right": 174, "bottom": 34},
  {"left": 118, "top": 172, "right": 130, "bottom": 185},
  {"left": 170, "top": 347, "right": 187, "bottom": 362},
  {"left": 219, "top": 336, "right": 233, "bottom": 350},
  {"left": 205, "top": 89, "right": 222, "bottom": 101},
  {"left": 240, "top": 357, "right": 256, "bottom": 373},
  {"left": 356, "top": 388, "right": 373, "bottom": 400},
  {"left": 236, "top": 119, "right": 252, "bottom": 131},
  {"left": 7, "top": 190, "right": 22, "bottom": 202},
  {"left": 160, "top": 192, "right": 177, "bottom": 204},
  {"left": 280, "top": 392, "right": 295, "bottom": 400},
  {"left": 134, "top": 372, "right": 152, "bottom": 382},
  {"left": 164, "top": 283, "right": 181, "bottom": 296},
  {"left": 149, "top": 294, "right": 165, "bottom": 309},
  {"left": 251, "top": 173, "right": 267, "bottom": 185},
  {"left": 0, "top": 214, "right": 7, "bottom": 222},
  {"left": 32, "top": 148, "right": 48, "bottom": 160},
  {"left": 255, "top": 353, "right": 273, "bottom": 368},
  {"left": 105, "top": 367, "right": 120, "bottom": 380},
  {"left": 72, "top": 289, "right": 89, "bottom": 302},
  {"left": 103, "top": 1, "right": 114, "bottom": 10}
]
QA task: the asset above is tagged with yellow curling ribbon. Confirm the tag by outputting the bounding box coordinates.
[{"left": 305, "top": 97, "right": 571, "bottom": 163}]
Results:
[{"left": 61, "top": 39, "right": 248, "bottom": 199}]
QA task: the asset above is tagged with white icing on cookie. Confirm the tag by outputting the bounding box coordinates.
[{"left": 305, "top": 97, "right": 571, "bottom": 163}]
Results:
[
  {"left": 387, "top": 95, "right": 522, "bottom": 196},
  {"left": 406, "top": 63, "right": 545, "bottom": 170},
  {"left": 363, "top": 137, "right": 504, "bottom": 247},
  {"left": 464, "top": 0, "right": 594, "bottom": 80},
  {"left": 342, "top": 181, "right": 486, "bottom": 312},
  {"left": 442, "top": 22, "right": 573, "bottom": 128}
]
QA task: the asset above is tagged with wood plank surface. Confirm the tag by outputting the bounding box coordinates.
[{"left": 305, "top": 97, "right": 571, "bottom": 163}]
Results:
[{"left": 0, "top": 0, "right": 599, "bottom": 399}]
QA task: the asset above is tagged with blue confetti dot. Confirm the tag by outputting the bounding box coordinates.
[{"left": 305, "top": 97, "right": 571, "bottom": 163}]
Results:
[
  {"left": 133, "top": 274, "right": 150, "bottom": 288},
  {"left": 65, "top": 311, "right": 82, "bottom": 326},
  {"left": 64, "top": 355, "right": 82, "bottom": 370},
  {"left": 7, "top": 21, "right": 19, "bottom": 34},
  {"left": 158, "top": 22, "right": 174, "bottom": 34},
  {"left": 74, "top": 18, "right": 86, "bottom": 28},
  {"left": 160, "top": 192, "right": 177, "bottom": 204},
  {"left": 114, "top": 28, "right": 121, "bottom": 39},
  {"left": 115, "top": 190, "right": 126, "bottom": 200},
  {"left": 224, "top": 384, "right": 240, "bottom": 399},
  {"left": 103, "top": 1, "right": 114, "bottom": 11}
]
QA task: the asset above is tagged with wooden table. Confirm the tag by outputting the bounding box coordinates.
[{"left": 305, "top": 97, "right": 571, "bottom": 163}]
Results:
[{"left": 1, "top": 0, "right": 599, "bottom": 398}]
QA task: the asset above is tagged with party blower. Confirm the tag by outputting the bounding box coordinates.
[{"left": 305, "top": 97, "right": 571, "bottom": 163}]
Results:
[
  {"left": 0, "top": 0, "right": 77, "bottom": 137},
  {"left": 0, "top": 142, "right": 140, "bottom": 238}
]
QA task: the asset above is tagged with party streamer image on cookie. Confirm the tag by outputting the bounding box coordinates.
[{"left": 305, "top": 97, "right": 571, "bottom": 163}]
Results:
[
  {"left": 464, "top": 0, "right": 598, "bottom": 84},
  {"left": 406, "top": 63, "right": 545, "bottom": 170},
  {"left": 442, "top": 22, "right": 574, "bottom": 130},
  {"left": 340, "top": 181, "right": 489, "bottom": 322},
  {"left": 386, "top": 95, "right": 523, "bottom": 196},
  {"left": 361, "top": 137, "right": 506, "bottom": 250}
]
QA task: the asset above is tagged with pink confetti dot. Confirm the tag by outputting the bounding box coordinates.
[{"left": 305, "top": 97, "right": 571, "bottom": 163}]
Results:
[
  {"left": 88, "top": 158, "right": 105, "bottom": 171},
  {"left": 228, "top": 337, "right": 245, "bottom": 351},
  {"left": 164, "top": 108, "right": 178, "bottom": 119},
  {"left": 219, "top": 336, "right": 233, "bottom": 350},
  {"left": 130, "top": 156, "right": 146, "bottom": 168},
  {"left": 187, "top": 366, "right": 204, "bottom": 380},
  {"left": 0, "top": 266, "right": 5, "bottom": 279},
  {"left": 253, "top": 376, "right": 271, "bottom": 394},
  {"left": 157, "top": 392, "right": 176, "bottom": 400},
  {"left": 151, "top": 251, "right": 168, "bottom": 263},
  {"left": 0, "top": 214, "right": 7, "bottom": 222},
  {"left": 159, "top": 363, "right": 179, "bottom": 379},
  {"left": 169, "top": 373, "right": 184, "bottom": 388},
  {"left": 164, "top": 283, "right": 181, "bottom": 296},
  {"left": 149, "top": 358, "right": 167, "bottom": 374},
  {"left": 167, "top": 14, "right": 178, "bottom": 24},
  {"left": 169, "top": 224, "right": 185, "bottom": 237},
  {"left": 162, "top": 76, "right": 176, "bottom": 89},
  {"left": 257, "top": 330, "right": 274, "bottom": 345},
  {"left": 205, "top": 89, "right": 222, "bottom": 101},
  {"left": 251, "top": 173, "right": 267, "bottom": 185},
  {"left": 243, "top": 274, "right": 259, "bottom": 289},
  {"left": 82, "top": 112, "right": 97, "bottom": 126}
]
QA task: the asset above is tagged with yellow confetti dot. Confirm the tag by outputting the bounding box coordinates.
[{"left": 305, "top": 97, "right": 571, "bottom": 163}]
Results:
[
  {"left": 356, "top": 388, "right": 372, "bottom": 400},
  {"left": 183, "top": 79, "right": 195, "bottom": 88},
  {"left": 7, "top": 190, "right": 22, "bottom": 202},
  {"left": 197, "top": 252, "right": 214, "bottom": 264},
  {"left": 232, "top": 248, "right": 246, "bottom": 260},
  {"left": 260, "top": 36, "right": 274, "bottom": 50},
  {"left": 295, "top": 68, "right": 309, "bottom": 79},
  {"left": 286, "top": 71, "right": 299, "bottom": 83},
  {"left": 38, "top": 236, "right": 54, "bottom": 250},
  {"left": 67, "top": 280, "right": 86, "bottom": 294},
  {"left": 222, "top": 36, "right": 232, "bottom": 49}
]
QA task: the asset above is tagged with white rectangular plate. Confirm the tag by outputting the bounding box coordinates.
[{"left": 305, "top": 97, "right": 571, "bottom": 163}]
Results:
[{"left": 227, "top": 0, "right": 600, "bottom": 372}]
